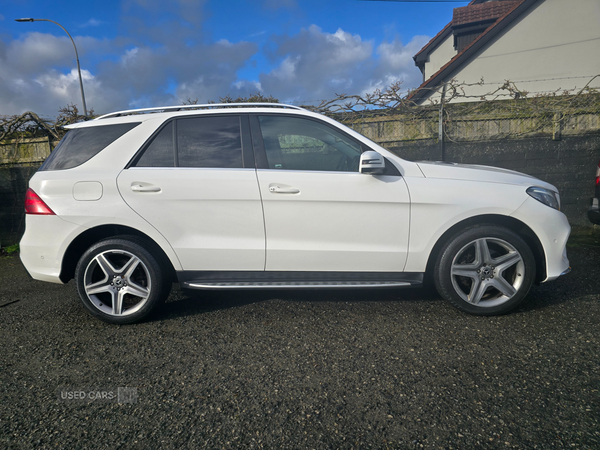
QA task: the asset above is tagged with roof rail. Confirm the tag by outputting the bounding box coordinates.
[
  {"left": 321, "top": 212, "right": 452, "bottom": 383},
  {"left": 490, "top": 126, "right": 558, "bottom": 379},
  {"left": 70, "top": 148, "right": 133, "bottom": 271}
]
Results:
[{"left": 95, "top": 102, "right": 306, "bottom": 120}]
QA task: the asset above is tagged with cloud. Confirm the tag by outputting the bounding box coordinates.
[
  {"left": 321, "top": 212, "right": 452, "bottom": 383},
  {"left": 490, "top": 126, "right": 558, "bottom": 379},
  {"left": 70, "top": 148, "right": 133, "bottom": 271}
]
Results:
[
  {"left": 259, "top": 25, "right": 373, "bottom": 101},
  {"left": 95, "top": 37, "right": 257, "bottom": 109},
  {"left": 0, "top": 3, "right": 429, "bottom": 118},
  {"left": 259, "top": 25, "right": 429, "bottom": 104},
  {"left": 7, "top": 33, "right": 76, "bottom": 76},
  {"left": 80, "top": 19, "right": 103, "bottom": 28},
  {"left": 0, "top": 33, "right": 115, "bottom": 118},
  {"left": 0, "top": 14, "right": 256, "bottom": 117},
  {"left": 363, "top": 35, "right": 431, "bottom": 93}
]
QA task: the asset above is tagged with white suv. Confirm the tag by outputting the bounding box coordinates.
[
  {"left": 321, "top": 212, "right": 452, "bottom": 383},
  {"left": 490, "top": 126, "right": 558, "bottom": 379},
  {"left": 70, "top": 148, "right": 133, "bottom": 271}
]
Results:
[{"left": 20, "top": 103, "right": 571, "bottom": 324}]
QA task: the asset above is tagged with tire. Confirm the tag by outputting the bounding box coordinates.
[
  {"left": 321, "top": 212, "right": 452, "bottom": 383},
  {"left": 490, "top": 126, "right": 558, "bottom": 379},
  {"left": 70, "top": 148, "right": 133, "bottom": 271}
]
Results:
[
  {"left": 434, "top": 225, "right": 536, "bottom": 316},
  {"left": 75, "top": 236, "right": 171, "bottom": 324}
]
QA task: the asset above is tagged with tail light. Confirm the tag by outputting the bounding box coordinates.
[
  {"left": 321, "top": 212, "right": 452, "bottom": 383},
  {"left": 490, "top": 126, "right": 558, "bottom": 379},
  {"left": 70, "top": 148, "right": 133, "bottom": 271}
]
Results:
[
  {"left": 24, "top": 188, "right": 55, "bottom": 215},
  {"left": 596, "top": 161, "right": 600, "bottom": 186}
]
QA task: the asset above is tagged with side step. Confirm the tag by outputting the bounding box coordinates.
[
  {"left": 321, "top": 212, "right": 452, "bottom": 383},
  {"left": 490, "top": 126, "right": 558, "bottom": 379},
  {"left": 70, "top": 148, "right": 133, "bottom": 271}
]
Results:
[
  {"left": 178, "top": 271, "right": 423, "bottom": 290},
  {"left": 183, "top": 280, "right": 415, "bottom": 289}
]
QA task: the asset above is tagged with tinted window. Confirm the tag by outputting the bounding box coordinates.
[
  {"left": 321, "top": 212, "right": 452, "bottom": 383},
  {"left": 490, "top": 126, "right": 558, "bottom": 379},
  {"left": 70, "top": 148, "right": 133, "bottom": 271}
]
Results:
[
  {"left": 40, "top": 123, "right": 140, "bottom": 171},
  {"left": 258, "top": 116, "right": 361, "bottom": 172},
  {"left": 136, "top": 122, "right": 175, "bottom": 167},
  {"left": 177, "top": 116, "right": 243, "bottom": 168}
]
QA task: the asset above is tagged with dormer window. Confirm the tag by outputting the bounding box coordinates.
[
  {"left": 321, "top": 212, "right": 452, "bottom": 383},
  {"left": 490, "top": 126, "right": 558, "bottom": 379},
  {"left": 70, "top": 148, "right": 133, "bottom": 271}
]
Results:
[{"left": 452, "top": 1, "right": 519, "bottom": 52}]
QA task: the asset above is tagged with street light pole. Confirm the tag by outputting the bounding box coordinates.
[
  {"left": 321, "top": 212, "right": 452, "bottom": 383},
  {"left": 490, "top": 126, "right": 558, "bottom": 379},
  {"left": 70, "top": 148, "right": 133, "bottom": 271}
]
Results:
[{"left": 15, "top": 18, "right": 88, "bottom": 117}]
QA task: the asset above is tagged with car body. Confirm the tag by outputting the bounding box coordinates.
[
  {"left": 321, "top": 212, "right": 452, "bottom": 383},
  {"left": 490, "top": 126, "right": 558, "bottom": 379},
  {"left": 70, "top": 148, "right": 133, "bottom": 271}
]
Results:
[
  {"left": 20, "top": 103, "right": 571, "bottom": 323},
  {"left": 588, "top": 160, "right": 600, "bottom": 224}
]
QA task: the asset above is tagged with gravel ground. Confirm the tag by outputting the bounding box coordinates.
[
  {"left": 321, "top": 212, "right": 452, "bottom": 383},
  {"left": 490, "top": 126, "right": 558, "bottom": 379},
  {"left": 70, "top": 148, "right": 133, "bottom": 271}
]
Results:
[{"left": 0, "top": 231, "right": 599, "bottom": 449}]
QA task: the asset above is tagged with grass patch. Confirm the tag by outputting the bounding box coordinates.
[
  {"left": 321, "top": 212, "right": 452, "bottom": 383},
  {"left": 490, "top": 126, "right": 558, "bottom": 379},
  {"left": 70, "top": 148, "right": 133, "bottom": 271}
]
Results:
[{"left": 1, "top": 243, "right": 19, "bottom": 257}]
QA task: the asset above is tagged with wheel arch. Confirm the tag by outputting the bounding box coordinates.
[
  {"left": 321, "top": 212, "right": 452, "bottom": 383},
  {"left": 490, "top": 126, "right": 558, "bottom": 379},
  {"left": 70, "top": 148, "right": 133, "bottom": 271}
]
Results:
[
  {"left": 60, "top": 224, "right": 177, "bottom": 283},
  {"left": 424, "top": 214, "right": 547, "bottom": 285}
]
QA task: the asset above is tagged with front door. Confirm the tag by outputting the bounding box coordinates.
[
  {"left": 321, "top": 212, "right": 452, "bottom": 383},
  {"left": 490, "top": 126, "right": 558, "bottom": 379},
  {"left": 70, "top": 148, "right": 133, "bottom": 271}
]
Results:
[{"left": 253, "top": 114, "right": 410, "bottom": 272}]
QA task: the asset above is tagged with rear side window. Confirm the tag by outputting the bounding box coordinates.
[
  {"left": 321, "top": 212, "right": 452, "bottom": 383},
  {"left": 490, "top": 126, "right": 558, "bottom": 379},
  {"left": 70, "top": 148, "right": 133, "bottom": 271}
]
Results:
[
  {"left": 133, "top": 115, "right": 243, "bottom": 169},
  {"left": 40, "top": 123, "right": 140, "bottom": 171},
  {"left": 177, "top": 116, "right": 242, "bottom": 168},
  {"left": 136, "top": 122, "right": 175, "bottom": 167}
]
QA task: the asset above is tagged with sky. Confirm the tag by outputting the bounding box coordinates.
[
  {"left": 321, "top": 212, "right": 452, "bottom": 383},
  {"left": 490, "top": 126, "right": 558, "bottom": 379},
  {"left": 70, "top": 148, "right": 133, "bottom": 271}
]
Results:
[{"left": 0, "top": 0, "right": 468, "bottom": 118}]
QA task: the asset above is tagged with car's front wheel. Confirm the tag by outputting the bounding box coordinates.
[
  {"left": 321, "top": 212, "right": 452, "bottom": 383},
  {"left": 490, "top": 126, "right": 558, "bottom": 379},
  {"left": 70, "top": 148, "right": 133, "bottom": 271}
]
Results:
[
  {"left": 75, "top": 237, "right": 170, "bottom": 324},
  {"left": 434, "top": 225, "right": 536, "bottom": 315}
]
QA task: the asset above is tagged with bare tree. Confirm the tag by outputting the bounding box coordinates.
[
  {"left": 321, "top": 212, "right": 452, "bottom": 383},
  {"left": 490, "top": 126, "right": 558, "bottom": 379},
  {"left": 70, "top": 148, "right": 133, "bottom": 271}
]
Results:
[
  {"left": 0, "top": 103, "right": 95, "bottom": 142},
  {"left": 56, "top": 103, "right": 94, "bottom": 127},
  {"left": 217, "top": 92, "right": 279, "bottom": 104},
  {"left": 0, "top": 111, "right": 61, "bottom": 141}
]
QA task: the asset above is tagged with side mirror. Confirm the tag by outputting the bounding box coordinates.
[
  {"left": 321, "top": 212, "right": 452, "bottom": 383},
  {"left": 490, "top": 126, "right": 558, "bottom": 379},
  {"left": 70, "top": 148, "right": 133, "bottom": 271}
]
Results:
[{"left": 359, "top": 151, "right": 385, "bottom": 175}]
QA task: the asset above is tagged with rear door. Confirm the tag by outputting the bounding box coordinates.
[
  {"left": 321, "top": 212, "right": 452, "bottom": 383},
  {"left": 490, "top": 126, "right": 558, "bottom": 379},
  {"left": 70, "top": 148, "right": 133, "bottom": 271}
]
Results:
[{"left": 117, "top": 114, "right": 265, "bottom": 271}]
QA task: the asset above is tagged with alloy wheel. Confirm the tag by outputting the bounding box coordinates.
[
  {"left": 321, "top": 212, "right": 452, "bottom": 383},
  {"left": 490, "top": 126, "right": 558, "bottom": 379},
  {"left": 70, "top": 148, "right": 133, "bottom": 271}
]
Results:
[
  {"left": 450, "top": 237, "right": 525, "bottom": 307},
  {"left": 83, "top": 249, "right": 152, "bottom": 317}
]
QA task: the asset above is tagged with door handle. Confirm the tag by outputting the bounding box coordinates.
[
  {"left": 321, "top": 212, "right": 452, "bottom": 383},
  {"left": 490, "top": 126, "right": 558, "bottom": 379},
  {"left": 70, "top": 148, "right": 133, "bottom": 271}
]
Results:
[
  {"left": 269, "top": 185, "right": 300, "bottom": 194},
  {"left": 131, "top": 184, "right": 161, "bottom": 193}
]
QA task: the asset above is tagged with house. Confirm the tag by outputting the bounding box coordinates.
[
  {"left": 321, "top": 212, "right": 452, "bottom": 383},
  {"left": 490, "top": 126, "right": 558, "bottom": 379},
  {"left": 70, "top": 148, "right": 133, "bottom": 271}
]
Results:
[{"left": 409, "top": 0, "right": 600, "bottom": 104}]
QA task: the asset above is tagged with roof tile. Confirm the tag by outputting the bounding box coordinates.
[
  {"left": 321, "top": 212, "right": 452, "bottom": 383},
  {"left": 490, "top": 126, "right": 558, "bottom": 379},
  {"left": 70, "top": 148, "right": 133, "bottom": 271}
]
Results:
[{"left": 453, "top": 1, "right": 520, "bottom": 27}]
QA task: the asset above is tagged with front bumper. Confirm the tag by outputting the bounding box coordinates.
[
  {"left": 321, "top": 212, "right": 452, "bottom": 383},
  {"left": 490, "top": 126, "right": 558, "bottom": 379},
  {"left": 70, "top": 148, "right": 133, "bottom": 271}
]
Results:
[{"left": 510, "top": 196, "right": 570, "bottom": 282}]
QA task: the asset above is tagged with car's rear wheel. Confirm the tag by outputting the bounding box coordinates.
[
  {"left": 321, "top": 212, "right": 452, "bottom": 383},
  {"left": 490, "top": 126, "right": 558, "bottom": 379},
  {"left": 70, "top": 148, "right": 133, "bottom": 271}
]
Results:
[
  {"left": 434, "top": 225, "right": 536, "bottom": 315},
  {"left": 75, "top": 237, "right": 170, "bottom": 324}
]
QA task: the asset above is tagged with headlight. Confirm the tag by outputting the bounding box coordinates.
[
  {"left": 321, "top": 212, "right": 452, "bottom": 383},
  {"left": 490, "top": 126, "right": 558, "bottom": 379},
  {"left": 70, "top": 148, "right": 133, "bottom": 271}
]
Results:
[{"left": 526, "top": 186, "right": 560, "bottom": 210}]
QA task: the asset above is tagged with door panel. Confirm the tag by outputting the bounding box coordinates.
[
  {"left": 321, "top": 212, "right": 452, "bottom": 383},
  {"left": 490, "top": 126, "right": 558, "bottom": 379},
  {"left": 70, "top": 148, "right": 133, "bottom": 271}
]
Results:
[
  {"left": 257, "top": 170, "right": 410, "bottom": 272},
  {"left": 118, "top": 168, "right": 265, "bottom": 270}
]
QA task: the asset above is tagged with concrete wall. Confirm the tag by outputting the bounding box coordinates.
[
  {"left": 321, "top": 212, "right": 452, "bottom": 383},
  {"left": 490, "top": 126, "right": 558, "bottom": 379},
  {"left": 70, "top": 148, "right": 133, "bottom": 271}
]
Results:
[
  {"left": 349, "top": 96, "right": 600, "bottom": 145},
  {"left": 0, "top": 163, "right": 40, "bottom": 247},
  {"left": 0, "top": 137, "right": 54, "bottom": 246},
  {"left": 384, "top": 135, "right": 600, "bottom": 226},
  {"left": 0, "top": 137, "right": 52, "bottom": 165}
]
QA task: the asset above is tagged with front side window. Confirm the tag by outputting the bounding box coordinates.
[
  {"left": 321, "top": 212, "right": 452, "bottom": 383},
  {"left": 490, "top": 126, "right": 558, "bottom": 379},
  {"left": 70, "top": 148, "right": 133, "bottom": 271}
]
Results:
[
  {"left": 41, "top": 122, "right": 140, "bottom": 171},
  {"left": 258, "top": 115, "right": 361, "bottom": 172}
]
